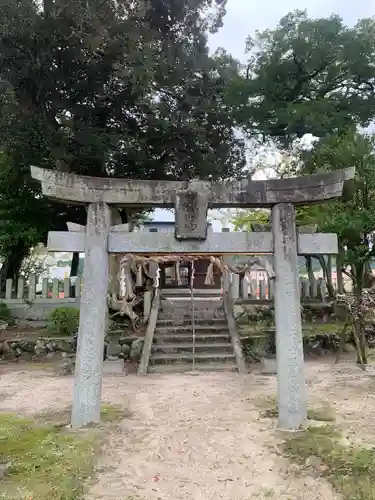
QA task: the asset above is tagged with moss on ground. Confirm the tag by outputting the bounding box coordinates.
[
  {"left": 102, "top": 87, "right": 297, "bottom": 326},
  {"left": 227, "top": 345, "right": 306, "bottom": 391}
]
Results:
[
  {"left": 0, "top": 404, "right": 127, "bottom": 500},
  {"left": 238, "top": 322, "right": 346, "bottom": 337},
  {"left": 284, "top": 425, "right": 375, "bottom": 500},
  {"left": 257, "top": 395, "right": 336, "bottom": 422},
  {"left": 258, "top": 396, "right": 375, "bottom": 499}
]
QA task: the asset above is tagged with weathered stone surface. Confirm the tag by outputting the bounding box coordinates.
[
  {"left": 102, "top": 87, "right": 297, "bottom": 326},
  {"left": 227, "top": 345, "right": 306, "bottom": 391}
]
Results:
[
  {"left": 71, "top": 201, "right": 111, "bottom": 429},
  {"left": 261, "top": 355, "right": 277, "bottom": 375},
  {"left": 106, "top": 342, "right": 122, "bottom": 357},
  {"left": 34, "top": 339, "right": 47, "bottom": 356},
  {"left": 272, "top": 203, "right": 307, "bottom": 431},
  {"left": 46, "top": 341, "right": 54, "bottom": 352},
  {"left": 31, "top": 166, "right": 355, "bottom": 207},
  {"left": 121, "top": 344, "right": 130, "bottom": 357},
  {"left": 119, "top": 336, "right": 137, "bottom": 346},
  {"left": 30, "top": 164, "right": 356, "bottom": 432},
  {"left": 1, "top": 298, "right": 80, "bottom": 322},
  {"left": 130, "top": 338, "right": 144, "bottom": 362},
  {"left": 175, "top": 182, "right": 209, "bottom": 239},
  {"left": 252, "top": 224, "right": 317, "bottom": 233},
  {"left": 106, "top": 231, "right": 338, "bottom": 255},
  {"left": 53, "top": 338, "right": 75, "bottom": 353},
  {"left": 59, "top": 353, "right": 75, "bottom": 375},
  {"left": 103, "top": 359, "right": 124, "bottom": 374},
  {"left": 18, "top": 340, "right": 36, "bottom": 353}
]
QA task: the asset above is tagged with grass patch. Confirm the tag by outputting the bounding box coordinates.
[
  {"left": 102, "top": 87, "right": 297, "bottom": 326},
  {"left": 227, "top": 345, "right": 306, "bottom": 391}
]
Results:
[
  {"left": 37, "top": 403, "right": 130, "bottom": 428},
  {"left": 101, "top": 403, "right": 131, "bottom": 422},
  {"left": 257, "top": 395, "right": 335, "bottom": 422},
  {"left": 283, "top": 425, "right": 375, "bottom": 500},
  {"left": 0, "top": 412, "right": 99, "bottom": 500},
  {"left": 238, "top": 322, "right": 346, "bottom": 337},
  {"left": 0, "top": 404, "right": 130, "bottom": 499}
]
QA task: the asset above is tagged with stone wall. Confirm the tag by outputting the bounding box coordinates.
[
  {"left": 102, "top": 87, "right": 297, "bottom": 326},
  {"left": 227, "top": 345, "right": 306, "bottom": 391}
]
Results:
[
  {"left": 0, "top": 333, "right": 144, "bottom": 373},
  {"left": 2, "top": 298, "right": 80, "bottom": 326}
]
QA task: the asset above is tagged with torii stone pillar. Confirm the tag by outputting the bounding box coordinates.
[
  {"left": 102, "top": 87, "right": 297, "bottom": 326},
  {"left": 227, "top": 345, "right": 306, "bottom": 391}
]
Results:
[
  {"left": 272, "top": 204, "right": 306, "bottom": 429},
  {"left": 71, "top": 202, "right": 111, "bottom": 427},
  {"left": 31, "top": 166, "right": 355, "bottom": 430}
]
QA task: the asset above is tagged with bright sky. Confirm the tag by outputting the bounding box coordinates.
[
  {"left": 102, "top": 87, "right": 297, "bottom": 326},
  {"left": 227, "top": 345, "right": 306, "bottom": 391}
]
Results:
[{"left": 153, "top": 0, "right": 375, "bottom": 227}]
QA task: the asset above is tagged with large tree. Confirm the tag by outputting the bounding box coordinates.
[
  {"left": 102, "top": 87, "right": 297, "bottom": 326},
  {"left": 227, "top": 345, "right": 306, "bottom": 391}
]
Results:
[
  {"left": 0, "top": 0, "right": 245, "bottom": 281},
  {"left": 298, "top": 130, "right": 375, "bottom": 295},
  {"left": 226, "top": 10, "right": 375, "bottom": 146}
]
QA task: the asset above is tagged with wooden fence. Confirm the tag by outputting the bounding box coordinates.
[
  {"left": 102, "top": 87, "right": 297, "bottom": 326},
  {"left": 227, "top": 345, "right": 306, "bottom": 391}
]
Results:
[{"left": 3, "top": 275, "right": 82, "bottom": 300}]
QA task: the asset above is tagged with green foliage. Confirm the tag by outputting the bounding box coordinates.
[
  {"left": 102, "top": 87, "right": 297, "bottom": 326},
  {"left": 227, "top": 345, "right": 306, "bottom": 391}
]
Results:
[
  {"left": 0, "top": 301, "right": 14, "bottom": 326},
  {"left": 227, "top": 10, "right": 375, "bottom": 145},
  {"left": 230, "top": 209, "right": 269, "bottom": 232},
  {"left": 0, "top": 0, "right": 244, "bottom": 282},
  {"left": 300, "top": 130, "right": 375, "bottom": 291},
  {"left": 0, "top": 0, "right": 243, "bottom": 179},
  {"left": 47, "top": 307, "right": 80, "bottom": 336}
]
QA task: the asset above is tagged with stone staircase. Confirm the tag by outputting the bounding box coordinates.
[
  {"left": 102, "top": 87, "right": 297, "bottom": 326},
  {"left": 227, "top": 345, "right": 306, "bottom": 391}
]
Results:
[{"left": 148, "top": 292, "right": 238, "bottom": 373}]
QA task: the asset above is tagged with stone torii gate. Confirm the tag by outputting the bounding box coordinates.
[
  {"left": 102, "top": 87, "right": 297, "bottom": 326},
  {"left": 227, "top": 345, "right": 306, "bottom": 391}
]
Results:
[{"left": 31, "top": 166, "right": 354, "bottom": 430}]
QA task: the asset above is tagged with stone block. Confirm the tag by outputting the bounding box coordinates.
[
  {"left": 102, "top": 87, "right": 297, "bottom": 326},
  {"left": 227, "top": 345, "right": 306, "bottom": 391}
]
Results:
[
  {"left": 130, "top": 338, "right": 144, "bottom": 362},
  {"left": 261, "top": 355, "right": 277, "bottom": 375},
  {"left": 121, "top": 344, "right": 131, "bottom": 358},
  {"left": 103, "top": 360, "right": 124, "bottom": 374},
  {"left": 106, "top": 342, "right": 122, "bottom": 357},
  {"left": 174, "top": 185, "right": 209, "bottom": 240}
]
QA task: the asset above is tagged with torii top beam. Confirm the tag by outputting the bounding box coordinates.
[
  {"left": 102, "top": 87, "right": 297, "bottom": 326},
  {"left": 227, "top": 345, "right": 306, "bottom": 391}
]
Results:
[
  {"left": 30, "top": 166, "right": 355, "bottom": 240},
  {"left": 31, "top": 166, "right": 355, "bottom": 208}
]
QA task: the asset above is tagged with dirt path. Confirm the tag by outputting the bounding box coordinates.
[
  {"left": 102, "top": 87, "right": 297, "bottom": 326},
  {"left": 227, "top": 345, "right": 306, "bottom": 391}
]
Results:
[{"left": 2, "top": 359, "right": 373, "bottom": 499}]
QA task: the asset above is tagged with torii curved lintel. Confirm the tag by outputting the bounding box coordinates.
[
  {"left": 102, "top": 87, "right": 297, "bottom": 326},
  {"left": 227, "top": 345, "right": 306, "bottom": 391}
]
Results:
[{"left": 30, "top": 166, "right": 355, "bottom": 208}]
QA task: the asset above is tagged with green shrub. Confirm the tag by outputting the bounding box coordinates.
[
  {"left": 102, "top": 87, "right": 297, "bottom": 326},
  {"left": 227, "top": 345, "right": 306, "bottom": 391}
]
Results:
[
  {"left": 47, "top": 307, "right": 80, "bottom": 335},
  {"left": 0, "top": 301, "right": 14, "bottom": 325}
]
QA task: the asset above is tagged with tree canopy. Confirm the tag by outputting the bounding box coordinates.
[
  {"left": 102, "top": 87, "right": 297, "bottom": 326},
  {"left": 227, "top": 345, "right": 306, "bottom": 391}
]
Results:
[
  {"left": 0, "top": 0, "right": 245, "bottom": 280},
  {"left": 0, "top": 0, "right": 244, "bottom": 180},
  {"left": 227, "top": 10, "right": 375, "bottom": 146},
  {"left": 298, "top": 130, "right": 375, "bottom": 293}
]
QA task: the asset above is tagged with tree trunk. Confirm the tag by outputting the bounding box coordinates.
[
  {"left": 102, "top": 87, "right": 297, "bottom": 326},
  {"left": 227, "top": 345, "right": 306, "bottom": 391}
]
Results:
[
  {"left": 0, "top": 246, "right": 29, "bottom": 293},
  {"left": 305, "top": 256, "right": 316, "bottom": 284},
  {"left": 315, "top": 255, "right": 335, "bottom": 299},
  {"left": 336, "top": 249, "right": 345, "bottom": 294},
  {"left": 327, "top": 255, "right": 332, "bottom": 288},
  {"left": 70, "top": 252, "right": 80, "bottom": 296},
  {"left": 352, "top": 263, "right": 368, "bottom": 366},
  {"left": 70, "top": 252, "right": 80, "bottom": 277},
  {"left": 364, "top": 261, "right": 373, "bottom": 288}
]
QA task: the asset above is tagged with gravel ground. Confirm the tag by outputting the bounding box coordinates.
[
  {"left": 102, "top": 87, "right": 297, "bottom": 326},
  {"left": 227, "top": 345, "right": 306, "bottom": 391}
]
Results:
[{"left": 1, "top": 358, "right": 374, "bottom": 499}]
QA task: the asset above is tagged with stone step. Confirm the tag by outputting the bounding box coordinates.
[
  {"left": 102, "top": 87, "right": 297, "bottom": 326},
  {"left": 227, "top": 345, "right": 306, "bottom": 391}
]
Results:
[
  {"left": 151, "top": 343, "right": 233, "bottom": 353},
  {"left": 154, "top": 324, "right": 229, "bottom": 335},
  {"left": 149, "top": 352, "right": 236, "bottom": 364},
  {"left": 156, "top": 318, "right": 228, "bottom": 326},
  {"left": 148, "top": 362, "right": 238, "bottom": 374},
  {"left": 160, "top": 304, "right": 225, "bottom": 310},
  {"left": 157, "top": 315, "right": 226, "bottom": 322},
  {"left": 160, "top": 301, "right": 224, "bottom": 310},
  {"left": 158, "top": 307, "right": 225, "bottom": 319},
  {"left": 153, "top": 333, "right": 231, "bottom": 343}
]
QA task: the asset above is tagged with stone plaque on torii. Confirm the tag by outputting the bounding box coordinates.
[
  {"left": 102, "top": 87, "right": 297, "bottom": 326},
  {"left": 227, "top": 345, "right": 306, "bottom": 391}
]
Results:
[{"left": 31, "top": 166, "right": 355, "bottom": 431}]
